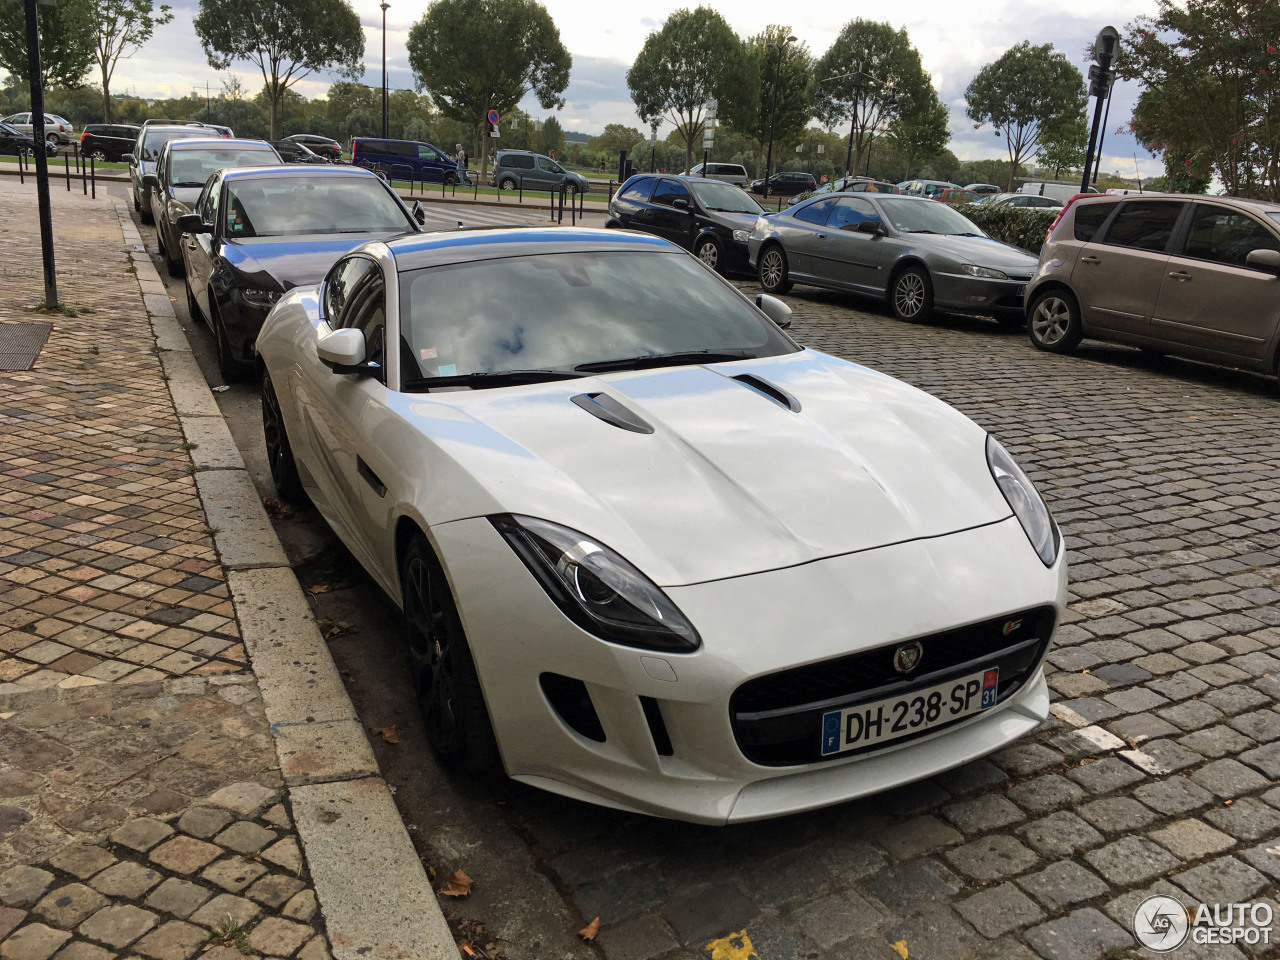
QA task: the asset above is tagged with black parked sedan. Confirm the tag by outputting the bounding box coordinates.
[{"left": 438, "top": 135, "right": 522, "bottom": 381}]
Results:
[
  {"left": 179, "top": 165, "right": 424, "bottom": 380},
  {"left": 149, "top": 138, "right": 281, "bottom": 276},
  {"left": 750, "top": 171, "right": 817, "bottom": 197},
  {"left": 80, "top": 123, "right": 141, "bottom": 162},
  {"left": 606, "top": 174, "right": 766, "bottom": 273},
  {"left": 0, "top": 122, "right": 55, "bottom": 158},
  {"left": 284, "top": 133, "right": 342, "bottom": 162},
  {"left": 269, "top": 140, "right": 330, "bottom": 164}
]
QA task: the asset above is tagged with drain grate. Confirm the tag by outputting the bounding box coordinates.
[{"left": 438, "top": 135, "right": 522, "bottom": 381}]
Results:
[{"left": 0, "top": 322, "right": 52, "bottom": 372}]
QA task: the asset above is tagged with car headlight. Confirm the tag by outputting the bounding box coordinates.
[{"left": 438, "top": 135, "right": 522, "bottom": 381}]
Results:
[
  {"left": 239, "top": 288, "right": 282, "bottom": 309},
  {"left": 986, "top": 436, "right": 1060, "bottom": 566},
  {"left": 962, "top": 265, "right": 1010, "bottom": 280},
  {"left": 492, "top": 514, "right": 700, "bottom": 653},
  {"left": 732, "top": 229, "right": 750, "bottom": 243}
]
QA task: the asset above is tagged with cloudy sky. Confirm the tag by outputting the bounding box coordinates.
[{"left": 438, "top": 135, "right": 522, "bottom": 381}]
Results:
[{"left": 110, "top": 0, "right": 1162, "bottom": 179}]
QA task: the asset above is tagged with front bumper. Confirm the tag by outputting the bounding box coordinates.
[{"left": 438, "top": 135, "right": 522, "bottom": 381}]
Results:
[
  {"left": 933, "top": 272, "right": 1030, "bottom": 316},
  {"left": 433, "top": 514, "right": 1067, "bottom": 824}
]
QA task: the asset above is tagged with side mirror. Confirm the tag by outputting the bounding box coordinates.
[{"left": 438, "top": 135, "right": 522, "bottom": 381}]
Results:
[
  {"left": 755, "top": 293, "right": 792, "bottom": 328},
  {"left": 175, "top": 213, "right": 210, "bottom": 235},
  {"left": 673, "top": 197, "right": 689, "bottom": 210},
  {"left": 142, "top": 173, "right": 160, "bottom": 189},
  {"left": 317, "top": 328, "right": 370, "bottom": 372},
  {"left": 412, "top": 200, "right": 426, "bottom": 226},
  {"left": 1245, "top": 248, "right": 1280, "bottom": 275},
  {"left": 122, "top": 153, "right": 135, "bottom": 164},
  {"left": 856, "top": 220, "right": 884, "bottom": 236}
]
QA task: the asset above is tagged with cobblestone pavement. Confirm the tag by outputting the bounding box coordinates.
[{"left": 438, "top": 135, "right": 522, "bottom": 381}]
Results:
[{"left": 0, "top": 180, "right": 333, "bottom": 960}]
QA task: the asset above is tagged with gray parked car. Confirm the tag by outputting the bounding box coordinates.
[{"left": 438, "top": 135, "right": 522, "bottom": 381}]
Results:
[
  {"left": 1025, "top": 193, "right": 1280, "bottom": 380},
  {"left": 748, "top": 193, "right": 1038, "bottom": 323},
  {"left": 489, "top": 150, "right": 588, "bottom": 194}
]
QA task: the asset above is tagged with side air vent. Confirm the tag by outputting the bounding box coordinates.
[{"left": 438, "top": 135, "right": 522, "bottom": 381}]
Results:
[
  {"left": 571, "top": 392, "right": 654, "bottom": 434},
  {"left": 731, "top": 374, "right": 801, "bottom": 413},
  {"left": 540, "top": 673, "right": 606, "bottom": 742},
  {"left": 640, "top": 697, "right": 674, "bottom": 756}
]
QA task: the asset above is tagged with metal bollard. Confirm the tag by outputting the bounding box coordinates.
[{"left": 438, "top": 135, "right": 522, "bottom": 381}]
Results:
[
  {"left": 90, "top": 156, "right": 95, "bottom": 199},
  {"left": 65, "top": 154, "right": 71, "bottom": 191},
  {"left": 18, "top": 150, "right": 23, "bottom": 184}
]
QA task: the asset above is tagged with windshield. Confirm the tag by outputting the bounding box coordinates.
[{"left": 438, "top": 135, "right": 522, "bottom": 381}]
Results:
[
  {"left": 399, "top": 251, "right": 796, "bottom": 382},
  {"left": 875, "top": 197, "right": 987, "bottom": 237},
  {"left": 171, "top": 146, "right": 278, "bottom": 187},
  {"left": 689, "top": 181, "right": 764, "bottom": 214},
  {"left": 141, "top": 128, "right": 212, "bottom": 161},
  {"left": 1268, "top": 213, "right": 1280, "bottom": 228},
  {"left": 223, "top": 177, "right": 412, "bottom": 237}
]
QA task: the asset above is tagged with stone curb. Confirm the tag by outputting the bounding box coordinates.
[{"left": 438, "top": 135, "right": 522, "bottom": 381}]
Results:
[{"left": 116, "top": 205, "right": 457, "bottom": 960}]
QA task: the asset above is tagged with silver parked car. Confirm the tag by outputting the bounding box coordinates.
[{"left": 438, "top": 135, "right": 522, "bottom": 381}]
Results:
[
  {"left": 1025, "top": 194, "right": 1280, "bottom": 379},
  {"left": 748, "top": 193, "right": 1038, "bottom": 323}
]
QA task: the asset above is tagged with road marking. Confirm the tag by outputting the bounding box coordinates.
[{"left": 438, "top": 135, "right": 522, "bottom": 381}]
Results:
[{"left": 705, "top": 930, "right": 759, "bottom": 959}]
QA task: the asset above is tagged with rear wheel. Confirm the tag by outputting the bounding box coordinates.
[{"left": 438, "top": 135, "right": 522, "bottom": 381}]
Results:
[
  {"left": 139, "top": 190, "right": 153, "bottom": 224},
  {"left": 694, "top": 236, "right": 722, "bottom": 272},
  {"left": 1027, "top": 288, "right": 1083, "bottom": 354},
  {"left": 400, "top": 533, "right": 497, "bottom": 775},
  {"left": 759, "top": 245, "right": 792, "bottom": 294},
  {"left": 90, "top": 149, "right": 107, "bottom": 162},
  {"left": 261, "top": 369, "right": 304, "bottom": 503},
  {"left": 891, "top": 266, "right": 934, "bottom": 322},
  {"left": 499, "top": 178, "right": 517, "bottom": 191}
]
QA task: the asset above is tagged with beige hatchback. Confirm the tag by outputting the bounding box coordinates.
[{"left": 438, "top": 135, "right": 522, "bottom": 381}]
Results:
[{"left": 1024, "top": 194, "right": 1280, "bottom": 379}]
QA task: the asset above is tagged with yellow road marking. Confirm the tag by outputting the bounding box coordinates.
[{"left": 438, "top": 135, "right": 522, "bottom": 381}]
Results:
[{"left": 705, "top": 929, "right": 759, "bottom": 960}]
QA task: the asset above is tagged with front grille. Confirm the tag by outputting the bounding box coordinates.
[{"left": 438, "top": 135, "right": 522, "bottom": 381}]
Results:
[{"left": 730, "top": 606, "right": 1055, "bottom": 766}]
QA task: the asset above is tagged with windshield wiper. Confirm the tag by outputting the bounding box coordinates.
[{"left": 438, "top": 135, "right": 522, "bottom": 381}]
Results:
[
  {"left": 575, "top": 349, "right": 753, "bottom": 373},
  {"left": 402, "top": 369, "right": 582, "bottom": 391}
]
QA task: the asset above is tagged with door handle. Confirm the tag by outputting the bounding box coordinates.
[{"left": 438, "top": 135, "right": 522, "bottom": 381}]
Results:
[
  {"left": 1168, "top": 270, "right": 1192, "bottom": 281},
  {"left": 1080, "top": 255, "right": 1101, "bottom": 265},
  {"left": 818, "top": 233, "right": 827, "bottom": 239}
]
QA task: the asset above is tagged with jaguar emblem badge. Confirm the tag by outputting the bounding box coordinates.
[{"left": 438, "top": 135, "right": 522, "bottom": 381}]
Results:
[{"left": 893, "top": 641, "right": 923, "bottom": 674}]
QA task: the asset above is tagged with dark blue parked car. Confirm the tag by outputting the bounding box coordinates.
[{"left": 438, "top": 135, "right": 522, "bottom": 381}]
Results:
[{"left": 351, "top": 137, "right": 468, "bottom": 185}]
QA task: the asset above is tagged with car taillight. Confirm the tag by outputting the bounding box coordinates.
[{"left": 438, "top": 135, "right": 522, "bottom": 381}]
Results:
[
  {"left": 80, "top": 131, "right": 88, "bottom": 141},
  {"left": 1045, "top": 193, "right": 1094, "bottom": 243}
]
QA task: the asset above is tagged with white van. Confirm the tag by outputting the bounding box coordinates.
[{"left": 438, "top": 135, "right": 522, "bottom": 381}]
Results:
[
  {"left": 685, "top": 162, "right": 750, "bottom": 187},
  {"left": 1018, "top": 180, "right": 1102, "bottom": 203}
]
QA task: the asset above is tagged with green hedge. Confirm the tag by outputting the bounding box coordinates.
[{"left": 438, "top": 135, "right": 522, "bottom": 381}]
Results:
[{"left": 954, "top": 203, "right": 1057, "bottom": 256}]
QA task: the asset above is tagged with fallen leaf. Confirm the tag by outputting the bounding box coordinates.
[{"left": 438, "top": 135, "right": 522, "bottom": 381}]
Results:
[
  {"left": 578, "top": 917, "right": 600, "bottom": 941},
  {"left": 891, "top": 940, "right": 909, "bottom": 959},
  {"left": 316, "top": 618, "right": 352, "bottom": 639},
  {"left": 370, "top": 725, "right": 400, "bottom": 745},
  {"left": 308, "top": 583, "right": 331, "bottom": 594},
  {"left": 440, "top": 869, "right": 473, "bottom": 897}
]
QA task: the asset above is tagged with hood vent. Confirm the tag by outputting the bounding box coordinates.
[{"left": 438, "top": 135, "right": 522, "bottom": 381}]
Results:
[
  {"left": 731, "top": 374, "right": 801, "bottom": 413},
  {"left": 571, "top": 392, "right": 654, "bottom": 434}
]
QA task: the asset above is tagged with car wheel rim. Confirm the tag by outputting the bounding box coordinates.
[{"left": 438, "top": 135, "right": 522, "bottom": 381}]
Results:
[
  {"left": 404, "top": 555, "right": 456, "bottom": 745},
  {"left": 761, "top": 250, "right": 782, "bottom": 288},
  {"left": 91, "top": 150, "right": 105, "bottom": 161},
  {"left": 501, "top": 180, "right": 514, "bottom": 190},
  {"left": 1031, "top": 298, "right": 1070, "bottom": 344},
  {"left": 698, "top": 242, "right": 718, "bottom": 268},
  {"left": 896, "top": 273, "right": 925, "bottom": 318}
]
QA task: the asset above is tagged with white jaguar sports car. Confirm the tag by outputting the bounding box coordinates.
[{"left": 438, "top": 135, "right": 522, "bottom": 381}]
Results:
[{"left": 255, "top": 227, "right": 1068, "bottom": 825}]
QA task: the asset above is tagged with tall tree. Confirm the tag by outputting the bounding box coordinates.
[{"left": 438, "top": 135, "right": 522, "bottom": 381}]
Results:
[
  {"left": 193, "top": 0, "right": 364, "bottom": 139},
  {"left": 407, "top": 0, "right": 570, "bottom": 181},
  {"left": 627, "top": 6, "right": 756, "bottom": 175},
  {"left": 589, "top": 123, "right": 645, "bottom": 162},
  {"left": 1121, "top": 0, "right": 1280, "bottom": 200},
  {"left": 91, "top": 0, "right": 172, "bottom": 121},
  {"left": 1036, "top": 114, "right": 1088, "bottom": 179},
  {"left": 888, "top": 84, "right": 949, "bottom": 180},
  {"left": 0, "top": 0, "right": 95, "bottom": 91},
  {"left": 538, "top": 114, "right": 564, "bottom": 157},
  {"left": 965, "top": 41, "right": 1086, "bottom": 191},
  {"left": 813, "top": 20, "right": 931, "bottom": 178},
  {"left": 741, "top": 26, "right": 813, "bottom": 159}
]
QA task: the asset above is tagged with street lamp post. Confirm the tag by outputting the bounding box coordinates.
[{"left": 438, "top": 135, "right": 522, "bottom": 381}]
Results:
[
  {"left": 763, "top": 35, "right": 796, "bottom": 201},
  {"left": 380, "top": 2, "right": 389, "bottom": 139},
  {"left": 23, "top": 0, "right": 56, "bottom": 308}
]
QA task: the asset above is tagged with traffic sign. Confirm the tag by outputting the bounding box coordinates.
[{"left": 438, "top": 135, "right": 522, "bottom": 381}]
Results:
[
  {"left": 703, "top": 137, "right": 714, "bottom": 149},
  {"left": 1092, "top": 26, "right": 1120, "bottom": 63},
  {"left": 487, "top": 109, "right": 500, "bottom": 125}
]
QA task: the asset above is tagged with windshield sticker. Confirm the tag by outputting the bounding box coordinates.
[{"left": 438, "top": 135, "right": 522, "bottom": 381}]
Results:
[
  {"left": 419, "top": 347, "right": 438, "bottom": 361},
  {"left": 438, "top": 363, "right": 457, "bottom": 377}
]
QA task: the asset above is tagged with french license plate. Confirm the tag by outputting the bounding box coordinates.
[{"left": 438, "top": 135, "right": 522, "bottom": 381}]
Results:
[{"left": 820, "top": 668, "right": 999, "bottom": 756}]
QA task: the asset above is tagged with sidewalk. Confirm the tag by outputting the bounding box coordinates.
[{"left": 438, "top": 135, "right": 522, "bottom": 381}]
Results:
[{"left": 0, "top": 178, "right": 454, "bottom": 959}]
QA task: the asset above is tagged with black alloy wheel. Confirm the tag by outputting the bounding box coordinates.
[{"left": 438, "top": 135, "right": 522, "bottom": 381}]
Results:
[
  {"left": 260, "top": 369, "right": 304, "bottom": 503},
  {"left": 209, "top": 298, "right": 248, "bottom": 383},
  {"left": 400, "top": 534, "right": 497, "bottom": 774}
]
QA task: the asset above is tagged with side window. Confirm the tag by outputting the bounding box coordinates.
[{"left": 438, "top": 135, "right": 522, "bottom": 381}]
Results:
[
  {"left": 827, "top": 197, "right": 879, "bottom": 231},
  {"left": 344, "top": 271, "right": 387, "bottom": 372},
  {"left": 1073, "top": 201, "right": 1117, "bottom": 241},
  {"left": 324, "top": 256, "right": 375, "bottom": 325},
  {"left": 618, "top": 177, "right": 654, "bottom": 201},
  {"left": 1182, "top": 205, "right": 1280, "bottom": 268},
  {"left": 514, "top": 155, "right": 535, "bottom": 169},
  {"left": 199, "top": 181, "right": 218, "bottom": 223},
  {"left": 417, "top": 144, "right": 439, "bottom": 160},
  {"left": 651, "top": 179, "right": 691, "bottom": 207},
  {"left": 1099, "top": 201, "right": 1184, "bottom": 252},
  {"left": 793, "top": 197, "right": 838, "bottom": 225}
]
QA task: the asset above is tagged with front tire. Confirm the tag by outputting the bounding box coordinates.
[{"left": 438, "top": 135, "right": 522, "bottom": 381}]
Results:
[
  {"left": 261, "top": 369, "right": 304, "bottom": 503},
  {"left": 90, "top": 149, "right": 107, "bottom": 162},
  {"left": 759, "top": 245, "right": 793, "bottom": 294},
  {"left": 694, "top": 236, "right": 721, "bottom": 272},
  {"left": 400, "top": 534, "right": 497, "bottom": 775},
  {"left": 890, "top": 265, "right": 934, "bottom": 322},
  {"left": 139, "top": 191, "right": 154, "bottom": 224},
  {"left": 210, "top": 299, "right": 249, "bottom": 383},
  {"left": 1027, "top": 288, "right": 1083, "bottom": 354},
  {"left": 185, "top": 276, "right": 202, "bottom": 323},
  {"left": 499, "top": 178, "right": 517, "bottom": 191}
]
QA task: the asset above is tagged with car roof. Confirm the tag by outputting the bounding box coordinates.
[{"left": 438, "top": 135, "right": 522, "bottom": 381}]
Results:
[
  {"left": 386, "top": 226, "right": 673, "bottom": 271},
  {"left": 164, "top": 137, "right": 273, "bottom": 151},
  {"left": 216, "top": 165, "right": 375, "bottom": 181},
  {"left": 1072, "top": 193, "right": 1280, "bottom": 215}
]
